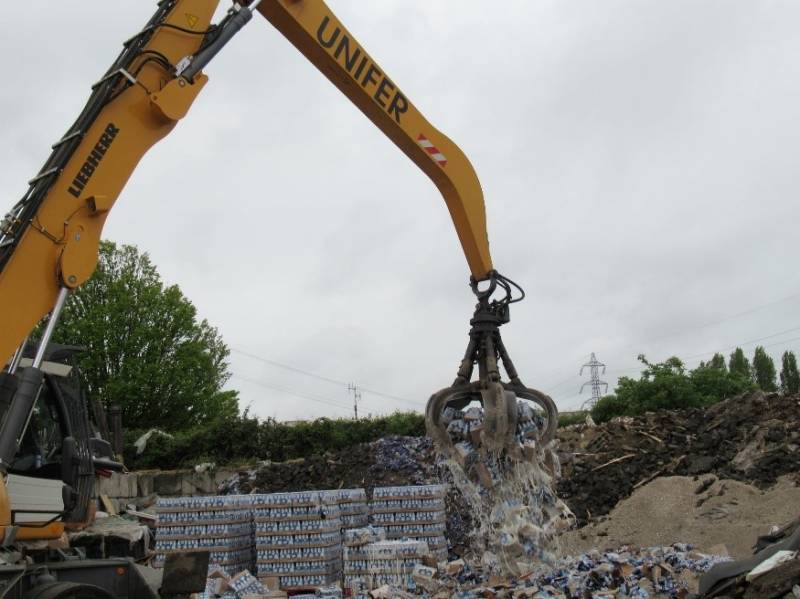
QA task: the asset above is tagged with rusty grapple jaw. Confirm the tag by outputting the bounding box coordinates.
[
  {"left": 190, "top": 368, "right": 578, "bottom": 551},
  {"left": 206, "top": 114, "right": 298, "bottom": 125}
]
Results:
[{"left": 425, "top": 271, "right": 558, "bottom": 461}]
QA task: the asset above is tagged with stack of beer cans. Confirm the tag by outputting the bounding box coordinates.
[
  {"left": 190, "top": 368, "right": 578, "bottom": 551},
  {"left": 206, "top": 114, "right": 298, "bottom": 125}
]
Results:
[
  {"left": 252, "top": 491, "right": 343, "bottom": 589},
  {"left": 333, "top": 488, "right": 368, "bottom": 530},
  {"left": 154, "top": 495, "right": 254, "bottom": 575},
  {"left": 369, "top": 484, "right": 448, "bottom": 561}
]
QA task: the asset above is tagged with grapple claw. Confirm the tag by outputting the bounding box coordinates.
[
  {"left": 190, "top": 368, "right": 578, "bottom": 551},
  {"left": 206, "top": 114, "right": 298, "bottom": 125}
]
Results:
[{"left": 424, "top": 272, "right": 559, "bottom": 467}]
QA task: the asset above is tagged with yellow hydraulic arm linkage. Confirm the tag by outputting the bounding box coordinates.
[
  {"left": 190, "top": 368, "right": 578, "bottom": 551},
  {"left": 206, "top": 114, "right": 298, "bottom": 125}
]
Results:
[{"left": 0, "top": 0, "right": 492, "bottom": 371}]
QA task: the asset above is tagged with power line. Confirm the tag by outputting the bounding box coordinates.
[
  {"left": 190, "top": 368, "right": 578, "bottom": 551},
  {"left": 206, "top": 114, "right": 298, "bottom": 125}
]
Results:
[
  {"left": 634, "top": 289, "right": 800, "bottom": 350},
  {"left": 230, "top": 347, "right": 421, "bottom": 407},
  {"left": 682, "top": 324, "right": 800, "bottom": 361},
  {"left": 764, "top": 334, "right": 800, "bottom": 351},
  {"left": 603, "top": 322, "right": 800, "bottom": 376},
  {"left": 545, "top": 373, "right": 581, "bottom": 393},
  {"left": 547, "top": 326, "right": 800, "bottom": 403},
  {"left": 555, "top": 325, "right": 800, "bottom": 402},
  {"left": 231, "top": 348, "right": 344, "bottom": 386},
  {"left": 230, "top": 374, "right": 352, "bottom": 411},
  {"left": 359, "top": 386, "right": 422, "bottom": 407},
  {"left": 544, "top": 288, "right": 800, "bottom": 391}
]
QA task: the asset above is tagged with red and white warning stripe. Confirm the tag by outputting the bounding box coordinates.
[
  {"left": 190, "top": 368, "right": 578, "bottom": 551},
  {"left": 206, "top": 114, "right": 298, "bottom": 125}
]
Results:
[{"left": 417, "top": 134, "right": 447, "bottom": 167}]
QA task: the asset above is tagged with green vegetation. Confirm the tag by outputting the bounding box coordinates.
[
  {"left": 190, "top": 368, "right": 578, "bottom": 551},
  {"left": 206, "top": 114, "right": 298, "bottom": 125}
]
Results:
[
  {"left": 590, "top": 351, "right": 757, "bottom": 423},
  {"left": 728, "top": 347, "right": 751, "bottom": 379},
  {"left": 752, "top": 346, "right": 778, "bottom": 392},
  {"left": 124, "top": 411, "right": 425, "bottom": 469},
  {"left": 780, "top": 351, "right": 800, "bottom": 394},
  {"left": 54, "top": 241, "right": 237, "bottom": 431},
  {"left": 558, "top": 411, "right": 589, "bottom": 427}
]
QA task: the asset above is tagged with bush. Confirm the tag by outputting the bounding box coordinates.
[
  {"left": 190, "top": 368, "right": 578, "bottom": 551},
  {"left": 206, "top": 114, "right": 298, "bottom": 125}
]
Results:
[
  {"left": 590, "top": 395, "right": 630, "bottom": 424},
  {"left": 558, "top": 411, "right": 589, "bottom": 427},
  {"left": 590, "top": 354, "right": 756, "bottom": 424},
  {"left": 124, "top": 411, "right": 425, "bottom": 470},
  {"left": 690, "top": 363, "right": 754, "bottom": 402}
]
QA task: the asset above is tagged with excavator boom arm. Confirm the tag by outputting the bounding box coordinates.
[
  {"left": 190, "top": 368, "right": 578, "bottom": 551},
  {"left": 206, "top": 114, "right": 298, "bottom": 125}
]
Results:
[
  {"left": 256, "top": 1, "right": 493, "bottom": 280},
  {"left": 0, "top": 0, "right": 493, "bottom": 368}
]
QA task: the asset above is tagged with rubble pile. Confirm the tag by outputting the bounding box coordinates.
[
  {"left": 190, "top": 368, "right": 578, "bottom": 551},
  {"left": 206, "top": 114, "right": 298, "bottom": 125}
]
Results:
[
  {"left": 195, "top": 568, "right": 277, "bottom": 599},
  {"left": 557, "top": 392, "right": 800, "bottom": 526},
  {"left": 370, "top": 485, "right": 449, "bottom": 562},
  {"left": 252, "top": 491, "right": 343, "bottom": 589},
  {"left": 355, "top": 544, "right": 729, "bottom": 598},
  {"left": 154, "top": 495, "right": 253, "bottom": 575},
  {"left": 217, "top": 437, "right": 436, "bottom": 497},
  {"left": 368, "top": 436, "right": 435, "bottom": 487}
]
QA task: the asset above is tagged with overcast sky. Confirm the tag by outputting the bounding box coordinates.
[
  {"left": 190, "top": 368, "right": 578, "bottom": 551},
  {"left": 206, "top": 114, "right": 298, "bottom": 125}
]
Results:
[{"left": 2, "top": 1, "right": 799, "bottom": 420}]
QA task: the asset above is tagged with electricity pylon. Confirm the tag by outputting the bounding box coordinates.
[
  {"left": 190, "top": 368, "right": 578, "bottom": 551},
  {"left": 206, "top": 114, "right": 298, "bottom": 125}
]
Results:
[{"left": 580, "top": 352, "right": 608, "bottom": 410}]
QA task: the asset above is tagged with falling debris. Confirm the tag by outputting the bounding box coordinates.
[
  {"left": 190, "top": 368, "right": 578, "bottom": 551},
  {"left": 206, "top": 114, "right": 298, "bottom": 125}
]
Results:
[{"left": 436, "top": 401, "right": 573, "bottom": 575}]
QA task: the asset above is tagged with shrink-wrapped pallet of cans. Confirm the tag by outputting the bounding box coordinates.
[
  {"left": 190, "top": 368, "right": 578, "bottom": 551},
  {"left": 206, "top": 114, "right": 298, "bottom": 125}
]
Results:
[
  {"left": 154, "top": 495, "right": 254, "bottom": 576},
  {"left": 369, "top": 485, "right": 448, "bottom": 562},
  {"left": 252, "top": 491, "right": 343, "bottom": 591},
  {"left": 343, "top": 538, "right": 429, "bottom": 596},
  {"left": 330, "top": 488, "right": 368, "bottom": 530}
]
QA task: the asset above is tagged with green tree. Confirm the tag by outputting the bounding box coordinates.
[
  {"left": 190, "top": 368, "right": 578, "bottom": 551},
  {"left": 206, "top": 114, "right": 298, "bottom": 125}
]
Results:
[
  {"left": 589, "top": 353, "right": 756, "bottom": 423},
  {"left": 618, "top": 355, "right": 704, "bottom": 412},
  {"left": 690, "top": 359, "right": 753, "bottom": 403},
  {"left": 728, "top": 347, "right": 751, "bottom": 379},
  {"left": 752, "top": 346, "right": 777, "bottom": 392},
  {"left": 780, "top": 350, "right": 800, "bottom": 394},
  {"left": 697, "top": 353, "right": 726, "bottom": 371},
  {"left": 589, "top": 394, "right": 630, "bottom": 424},
  {"left": 52, "top": 241, "right": 238, "bottom": 431}
]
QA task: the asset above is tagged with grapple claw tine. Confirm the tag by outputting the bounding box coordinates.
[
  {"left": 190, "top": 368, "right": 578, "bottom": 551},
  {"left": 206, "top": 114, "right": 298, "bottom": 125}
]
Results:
[{"left": 480, "top": 383, "right": 518, "bottom": 453}]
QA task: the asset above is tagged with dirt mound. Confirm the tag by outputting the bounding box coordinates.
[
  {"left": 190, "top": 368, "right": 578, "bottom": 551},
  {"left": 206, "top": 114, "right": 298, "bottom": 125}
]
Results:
[
  {"left": 556, "top": 391, "right": 800, "bottom": 526},
  {"left": 218, "top": 436, "right": 437, "bottom": 495},
  {"left": 559, "top": 475, "right": 800, "bottom": 559}
]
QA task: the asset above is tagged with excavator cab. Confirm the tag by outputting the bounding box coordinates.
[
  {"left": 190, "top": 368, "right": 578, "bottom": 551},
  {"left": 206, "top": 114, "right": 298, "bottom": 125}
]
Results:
[{"left": 1, "top": 343, "right": 121, "bottom": 534}]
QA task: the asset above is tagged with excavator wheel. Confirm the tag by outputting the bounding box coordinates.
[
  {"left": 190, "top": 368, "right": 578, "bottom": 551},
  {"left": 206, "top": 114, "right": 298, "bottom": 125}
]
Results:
[{"left": 24, "top": 582, "right": 114, "bottom": 599}]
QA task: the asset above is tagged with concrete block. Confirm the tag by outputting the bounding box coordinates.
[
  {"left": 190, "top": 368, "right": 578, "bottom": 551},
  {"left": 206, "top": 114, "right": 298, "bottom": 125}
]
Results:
[
  {"left": 96, "top": 475, "right": 118, "bottom": 498},
  {"left": 154, "top": 472, "right": 183, "bottom": 496},
  {"left": 190, "top": 472, "right": 216, "bottom": 495},
  {"left": 137, "top": 473, "right": 154, "bottom": 497},
  {"left": 118, "top": 473, "right": 138, "bottom": 498}
]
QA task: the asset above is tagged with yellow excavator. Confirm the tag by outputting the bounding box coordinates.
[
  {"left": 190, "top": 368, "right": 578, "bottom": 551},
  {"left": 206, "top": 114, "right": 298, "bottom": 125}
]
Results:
[{"left": 0, "top": 1, "right": 558, "bottom": 595}]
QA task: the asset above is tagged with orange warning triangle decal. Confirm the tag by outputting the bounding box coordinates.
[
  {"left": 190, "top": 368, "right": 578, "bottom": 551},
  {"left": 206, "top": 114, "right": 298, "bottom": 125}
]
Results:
[{"left": 185, "top": 13, "right": 199, "bottom": 29}]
